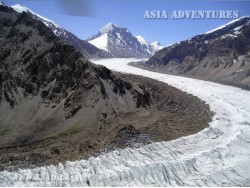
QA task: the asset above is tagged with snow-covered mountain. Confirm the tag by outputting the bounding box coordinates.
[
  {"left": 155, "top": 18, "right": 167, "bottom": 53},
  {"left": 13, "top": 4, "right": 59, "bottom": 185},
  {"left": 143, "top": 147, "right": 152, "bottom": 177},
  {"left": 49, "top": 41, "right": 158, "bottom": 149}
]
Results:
[
  {"left": 10, "top": 4, "right": 109, "bottom": 58},
  {"left": 88, "top": 23, "right": 163, "bottom": 58}
]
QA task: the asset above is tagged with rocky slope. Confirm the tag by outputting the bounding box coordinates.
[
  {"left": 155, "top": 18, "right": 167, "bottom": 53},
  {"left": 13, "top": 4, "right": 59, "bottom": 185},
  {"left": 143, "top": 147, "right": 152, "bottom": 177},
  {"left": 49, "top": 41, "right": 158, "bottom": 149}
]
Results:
[
  {"left": 0, "top": 5, "right": 150, "bottom": 147},
  {"left": 0, "top": 5, "right": 212, "bottom": 170},
  {"left": 144, "top": 16, "right": 250, "bottom": 89},
  {"left": 88, "top": 23, "right": 163, "bottom": 58},
  {"left": 10, "top": 4, "right": 109, "bottom": 59}
]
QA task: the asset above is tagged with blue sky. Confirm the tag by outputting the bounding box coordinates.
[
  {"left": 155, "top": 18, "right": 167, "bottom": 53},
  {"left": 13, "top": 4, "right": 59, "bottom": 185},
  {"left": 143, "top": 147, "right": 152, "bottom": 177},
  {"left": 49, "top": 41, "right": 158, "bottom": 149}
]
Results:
[{"left": 4, "top": 0, "right": 250, "bottom": 46}]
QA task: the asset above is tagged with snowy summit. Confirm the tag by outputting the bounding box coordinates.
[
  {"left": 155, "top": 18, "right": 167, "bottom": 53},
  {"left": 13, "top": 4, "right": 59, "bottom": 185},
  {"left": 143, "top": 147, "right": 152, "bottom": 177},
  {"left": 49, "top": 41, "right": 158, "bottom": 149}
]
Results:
[{"left": 100, "top": 22, "right": 118, "bottom": 34}]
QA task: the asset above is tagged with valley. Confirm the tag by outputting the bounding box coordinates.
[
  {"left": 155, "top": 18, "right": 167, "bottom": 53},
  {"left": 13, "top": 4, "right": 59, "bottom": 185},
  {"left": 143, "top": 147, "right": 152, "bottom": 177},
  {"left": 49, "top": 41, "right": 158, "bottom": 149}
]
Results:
[
  {"left": 0, "top": 1, "right": 250, "bottom": 186},
  {"left": 0, "top": 58, "right": 249, "bottom": 186}
]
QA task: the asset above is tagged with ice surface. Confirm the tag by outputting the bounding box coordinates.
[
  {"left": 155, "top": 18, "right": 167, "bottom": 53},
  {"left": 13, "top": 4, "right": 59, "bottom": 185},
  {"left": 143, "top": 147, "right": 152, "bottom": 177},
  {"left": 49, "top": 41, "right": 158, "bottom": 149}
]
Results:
[{"left": 0, "top": 58, "right": 250, "bottom": 186}]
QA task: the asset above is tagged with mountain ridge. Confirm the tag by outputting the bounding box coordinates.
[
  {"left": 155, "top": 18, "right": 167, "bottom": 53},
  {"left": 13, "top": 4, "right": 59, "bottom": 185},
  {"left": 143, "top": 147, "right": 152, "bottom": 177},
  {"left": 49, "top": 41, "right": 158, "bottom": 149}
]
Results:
[
  {"left": 143, "top": 16, "right": 250, "bottom": 89},
  {"left": 10, "top": 3, "right": 109, "bottom": 59}
]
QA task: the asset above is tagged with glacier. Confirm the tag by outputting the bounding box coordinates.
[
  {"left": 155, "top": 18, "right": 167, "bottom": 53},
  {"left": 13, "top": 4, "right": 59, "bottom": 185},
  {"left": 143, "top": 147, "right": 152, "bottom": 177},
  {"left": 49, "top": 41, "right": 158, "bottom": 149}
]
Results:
[{"left": 0, "top": 58, "right": 250, "bottom": 186}]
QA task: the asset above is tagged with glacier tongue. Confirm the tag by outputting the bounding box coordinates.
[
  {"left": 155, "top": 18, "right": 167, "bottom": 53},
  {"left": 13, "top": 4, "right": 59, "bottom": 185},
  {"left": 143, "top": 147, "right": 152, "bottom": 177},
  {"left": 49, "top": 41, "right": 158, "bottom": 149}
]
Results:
[{"left": 0, "top": 58, "right": 250, "bottom": 186}]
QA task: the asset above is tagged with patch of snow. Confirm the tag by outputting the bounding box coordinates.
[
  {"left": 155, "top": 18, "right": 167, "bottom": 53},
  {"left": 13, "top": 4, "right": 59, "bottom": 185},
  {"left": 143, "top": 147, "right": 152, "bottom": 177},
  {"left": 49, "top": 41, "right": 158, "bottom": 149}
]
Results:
[
  {"left": 135, "top": 35, "right": 148, "bottom": 46},
  {"left": 234, "top": 25, "right": 243, "bottom": 31},
  {"left": 151, "top": 41, "right": 164, "bottom": 51},
  {"left": 222, "top": 25, "right": 244, "bottom": 37},
  {"left": 221, "top": 33, "right": 238, "bottom": 39},
  {"left": 205, "top": 16, "right": 249, "bottom": 34},
  {"left": 11, "top": 4, "right": 29, "bottom": 13},
  {"left": 1, "top": 58, "right": 249, "bottom": 186},
  {"left": 88, "top": 33, "right": 109, "bottom": 51},
  {"left": 116, "top": 33, "right": 122, "bottom": 40},
  {"left": 236, "top": 69, "right": 244, "bottom": 73}
]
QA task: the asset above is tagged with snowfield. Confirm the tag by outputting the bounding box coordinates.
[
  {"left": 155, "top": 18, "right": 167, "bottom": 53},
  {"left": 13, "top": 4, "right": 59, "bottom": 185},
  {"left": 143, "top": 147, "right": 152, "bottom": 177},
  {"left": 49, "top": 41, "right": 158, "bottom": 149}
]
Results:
[
  {"left": 0, "top": 58, "right": 250, "bottom": 186},
  {"left": 88, "top": 33, "right": 109, "bottom": 51}
]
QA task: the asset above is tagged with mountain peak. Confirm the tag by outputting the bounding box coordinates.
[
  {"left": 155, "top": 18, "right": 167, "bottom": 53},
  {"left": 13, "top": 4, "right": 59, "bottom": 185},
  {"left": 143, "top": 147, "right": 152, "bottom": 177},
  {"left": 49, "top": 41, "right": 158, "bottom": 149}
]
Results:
[
  {"left": 151, "top": 41, "right": 164, "bottom": 51},
  {"left": 100, "top": 22, "right": 119, "bottom": 33}
]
